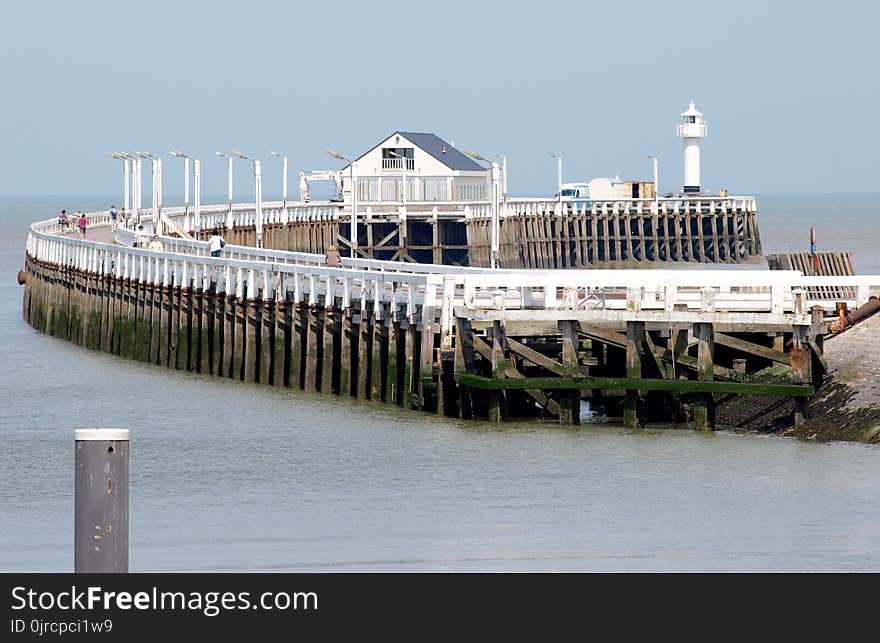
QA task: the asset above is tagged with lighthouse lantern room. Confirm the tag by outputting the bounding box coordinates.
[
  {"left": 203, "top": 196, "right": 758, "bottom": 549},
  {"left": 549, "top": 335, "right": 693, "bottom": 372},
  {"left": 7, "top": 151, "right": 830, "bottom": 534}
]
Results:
[{"left": 676, "top": 100, "right": 708, "bottom": 194}]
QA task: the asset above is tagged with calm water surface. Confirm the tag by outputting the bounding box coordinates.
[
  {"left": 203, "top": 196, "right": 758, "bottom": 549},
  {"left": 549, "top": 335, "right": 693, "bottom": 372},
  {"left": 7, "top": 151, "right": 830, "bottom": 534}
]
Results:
[{"left": 2, "top": 195, "right": 879, "bottom": 572}]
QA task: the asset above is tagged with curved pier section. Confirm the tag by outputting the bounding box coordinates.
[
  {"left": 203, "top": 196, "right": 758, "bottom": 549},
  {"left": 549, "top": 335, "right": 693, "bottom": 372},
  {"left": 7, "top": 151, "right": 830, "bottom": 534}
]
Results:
[
  {"left": 160, "top": 196, "right": 763, "bottom": 267},
  {"left": 21, "top": 209, "right": 880, "bottom": 429}
]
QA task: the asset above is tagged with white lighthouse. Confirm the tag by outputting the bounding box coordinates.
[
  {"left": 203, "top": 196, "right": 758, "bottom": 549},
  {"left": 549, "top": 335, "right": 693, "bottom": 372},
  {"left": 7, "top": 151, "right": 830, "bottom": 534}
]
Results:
[{"left": 676, "top": 99, "right": 708, "bottom": 194}]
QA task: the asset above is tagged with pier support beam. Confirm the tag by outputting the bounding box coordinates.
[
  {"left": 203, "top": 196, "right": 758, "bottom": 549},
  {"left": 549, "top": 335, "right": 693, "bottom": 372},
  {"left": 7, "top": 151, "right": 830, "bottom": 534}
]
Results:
[
  {"left": 222, "top": 295, "right": 235, "bottom": 378},
  {"left": 454, "top": 317, "right": 476, "bottom": 419},
  {"left": 488, "top": 321, "right": 509, "bottom": 422},
  {"left": 358, "top": 306, "right": 371, "bottom": 399},
  {"left": 245, "top": 300, "right": 258, "bottom": 383},
  {"left": 404, "top": 321, "right": 416, "bottom": 409},
  {"left": 791, "top": 324, "right": 813, "bottom": 428},
  {"left": 322, "top": 304, "right": 337, "bottom": 394},
  {"left": 339, "top": 311, "right": 353, "bottom": 397},
  {"left": 290, "top": 302, "right": 305, "bottom": 389},
  {"left": 559, "top": 320, "right": 581, "bottom": 425},
  {"left": 304, "top": 305, "right": 320, "bottom": 393},
  {"left": 371, "top": 307, "right": 384, "bottom": 401},
  {"left": 694, "top": 322, "right": 715, "bottom": 431},
  {"left": 624, "top": 321, "right": 645, "bottom": 428},
  {"left": 386, "top": 317, "right": 401, "bottom": 405}
]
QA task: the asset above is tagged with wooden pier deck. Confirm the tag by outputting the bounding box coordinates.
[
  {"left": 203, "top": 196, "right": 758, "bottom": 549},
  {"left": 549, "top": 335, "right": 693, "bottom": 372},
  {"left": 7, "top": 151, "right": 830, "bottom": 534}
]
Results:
[{"left": 20, "top": 208, "right": 880, "bottom": 431}]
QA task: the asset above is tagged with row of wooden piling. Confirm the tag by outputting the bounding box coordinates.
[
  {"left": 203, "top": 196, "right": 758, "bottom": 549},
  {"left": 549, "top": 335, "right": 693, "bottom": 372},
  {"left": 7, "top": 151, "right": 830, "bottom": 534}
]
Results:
[
  {"left": 22, "top": 252, "right": 817, "bottom": 430},
  {"left": 22, "top": 255, "right": 444, "bottom": 412},
  {"left": 219, "top": 220, "right": 339, "bottom": 255},
  {"left": 466, "top": 210, "right": 762, "bottom": 268},
  {"left": 197, "top": 208, "right": 762, "bottom": 269}
]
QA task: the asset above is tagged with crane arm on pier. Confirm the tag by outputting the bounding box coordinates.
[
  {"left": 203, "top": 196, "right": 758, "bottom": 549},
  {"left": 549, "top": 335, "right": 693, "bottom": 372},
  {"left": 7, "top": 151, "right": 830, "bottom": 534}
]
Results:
[{"left": 299, "top": 170, "right": 343, "bottom": 203}]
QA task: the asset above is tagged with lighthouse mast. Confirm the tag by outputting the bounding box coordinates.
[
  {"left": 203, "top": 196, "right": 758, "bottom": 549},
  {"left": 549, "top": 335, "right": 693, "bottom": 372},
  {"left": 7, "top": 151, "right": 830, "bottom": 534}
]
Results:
[{"left": 676, "top": 99, "right": 708, "bottom": 194}]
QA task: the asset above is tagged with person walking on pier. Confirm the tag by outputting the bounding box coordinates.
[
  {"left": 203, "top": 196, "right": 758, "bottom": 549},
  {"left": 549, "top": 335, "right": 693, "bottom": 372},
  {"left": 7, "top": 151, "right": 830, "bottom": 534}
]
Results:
[
  {"left": 76, "top": 211, "right": 87, "bottom": 238},
  {"left": 208, "top": 229, "right": 225, "bottom": 257},
  {"left": 58, "top": 209, "right": 68, "bottom": 232},
  {"left": 109, "top": 205, "right": 118, "bottom": 231},
  {"left": 134, "top": 224, "right": 147, "bottom": 248}
]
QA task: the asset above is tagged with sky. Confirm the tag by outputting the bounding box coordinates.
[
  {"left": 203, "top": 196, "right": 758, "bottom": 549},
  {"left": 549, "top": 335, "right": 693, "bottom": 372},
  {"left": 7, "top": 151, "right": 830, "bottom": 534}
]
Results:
[{"left": 2, "top": 0, "right": 878, "bottom": 198}]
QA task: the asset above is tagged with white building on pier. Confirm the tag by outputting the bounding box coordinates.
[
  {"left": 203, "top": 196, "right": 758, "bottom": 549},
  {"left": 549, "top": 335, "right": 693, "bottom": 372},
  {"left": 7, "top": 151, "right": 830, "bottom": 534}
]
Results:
[{"left": 339, "top": 131, "right": 490, "bottom": 203}]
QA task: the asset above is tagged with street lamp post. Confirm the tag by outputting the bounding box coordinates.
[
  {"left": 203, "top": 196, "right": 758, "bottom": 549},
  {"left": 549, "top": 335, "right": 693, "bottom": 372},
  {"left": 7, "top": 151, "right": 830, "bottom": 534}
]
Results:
[
  {"left": 464, "top": 149, "right": 502, "bottom": 269},
  {"left": 105, "top": 153, "right": 132, "bottom": 217},
  {"left": 132, "top": 156, "right": 142, "bottom": 225},
  {"left": 270, "top": 151, "right": 289, "bottom": 224},
  {"left": 134, "top": 151, "right": 161, "bottom": 234},
  {"left": 171, "top": 150, "right": 201, "bottom": 233},
  {"left": 325, "top": 148, "right": 357, "bottom": 258},
  {"left": 216, "top": 152, "right": 235, "bottom": 230},
  {"left": 493, "top": 153, "right": 508, "bottom": 201},
  {"left": 648, "top": 155, "right": 659, "bottom": 208},
  {"left": 232, "top": 151, "right": 263, "bottom": 248},
  {"left": 550, "top": 153, "right": 562, "bottom": 202}
]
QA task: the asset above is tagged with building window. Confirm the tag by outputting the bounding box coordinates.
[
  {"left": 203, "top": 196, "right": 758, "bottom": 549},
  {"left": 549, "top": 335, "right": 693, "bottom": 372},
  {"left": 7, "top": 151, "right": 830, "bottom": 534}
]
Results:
[{"left": 382, "top": 147, "right": 415, "bottom": 170}]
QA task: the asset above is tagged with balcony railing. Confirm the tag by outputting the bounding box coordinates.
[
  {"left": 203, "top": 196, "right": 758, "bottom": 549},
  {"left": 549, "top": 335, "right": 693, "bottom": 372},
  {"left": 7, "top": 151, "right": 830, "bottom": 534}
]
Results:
[{"left": 382, "top": 157, "right": 415, "bottom": 171}]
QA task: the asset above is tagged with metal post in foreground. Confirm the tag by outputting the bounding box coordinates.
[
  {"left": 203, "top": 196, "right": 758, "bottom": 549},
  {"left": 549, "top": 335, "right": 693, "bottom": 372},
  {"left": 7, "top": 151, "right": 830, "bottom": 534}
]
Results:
[{"left": 74, "top": 428, "right": 130, "bottom": 573}]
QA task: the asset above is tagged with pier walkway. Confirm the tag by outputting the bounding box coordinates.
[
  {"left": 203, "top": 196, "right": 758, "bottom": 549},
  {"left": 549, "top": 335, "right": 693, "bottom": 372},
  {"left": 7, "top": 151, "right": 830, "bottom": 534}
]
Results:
[{"left": 21, "top": 207, "right": 880, "bottom": 431}]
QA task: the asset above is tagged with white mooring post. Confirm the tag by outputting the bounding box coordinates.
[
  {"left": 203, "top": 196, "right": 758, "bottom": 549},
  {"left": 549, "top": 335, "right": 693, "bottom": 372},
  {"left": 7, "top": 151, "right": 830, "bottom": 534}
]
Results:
[{"left": 74, "top": 428, "right": 130, "bottom": 573}]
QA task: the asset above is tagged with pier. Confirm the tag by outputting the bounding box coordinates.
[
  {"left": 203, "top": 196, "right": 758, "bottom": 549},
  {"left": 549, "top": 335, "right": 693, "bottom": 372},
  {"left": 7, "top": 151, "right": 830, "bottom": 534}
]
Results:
[
  {"left": 154, "top": 196, "right": 764, "bottom": 268},
  {"left": 20, "top": 207, "right": 880, "bottom": 430}
]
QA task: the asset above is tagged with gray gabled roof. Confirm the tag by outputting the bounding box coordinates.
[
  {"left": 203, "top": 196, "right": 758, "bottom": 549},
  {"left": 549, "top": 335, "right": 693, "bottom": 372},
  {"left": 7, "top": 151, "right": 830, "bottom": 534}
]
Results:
[
  {"left": 352, "top": 131, "right": 486, "bottom": 172},
  {"left": 398, "top": 132, "right": 486, "bottom": 171}
]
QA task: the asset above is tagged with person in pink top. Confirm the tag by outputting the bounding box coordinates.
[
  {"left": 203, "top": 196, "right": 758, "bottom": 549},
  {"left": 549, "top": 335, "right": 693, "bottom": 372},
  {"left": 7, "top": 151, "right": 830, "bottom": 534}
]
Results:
[{"left": 76, "top": 212, "right": 88, "bottom": 238}]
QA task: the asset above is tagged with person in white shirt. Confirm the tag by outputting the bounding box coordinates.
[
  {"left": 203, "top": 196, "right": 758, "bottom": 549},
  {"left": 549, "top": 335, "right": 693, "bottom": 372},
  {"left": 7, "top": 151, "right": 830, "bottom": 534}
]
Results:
[{"left": 208, "top": 229, "right": 226, "bottom": 257}]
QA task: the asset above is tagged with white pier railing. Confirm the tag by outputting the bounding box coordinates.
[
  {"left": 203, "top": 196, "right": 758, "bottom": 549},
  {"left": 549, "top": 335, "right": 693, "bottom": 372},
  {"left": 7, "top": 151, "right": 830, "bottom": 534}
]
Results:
[
  {"left": 25, "top": 211, "right": 880, "bottom": 330},
  {"left": 119, "top": 194, "right": 759, "bottom": 237}
]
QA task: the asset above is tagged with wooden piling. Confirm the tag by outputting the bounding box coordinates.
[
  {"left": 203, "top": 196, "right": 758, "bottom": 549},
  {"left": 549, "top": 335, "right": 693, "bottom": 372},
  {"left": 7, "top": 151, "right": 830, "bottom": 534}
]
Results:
[
  {"left": 244, "top": 299, "right": 258, "bottom": 383},
  {"left": 339, "top": 311, "right": 353, "bottom": 397},
  {"left": 169, "top": 284, "right": 181, "bottom": 370},
  {"left": 454, "top": 316, "right": 476, "bottom": 419},
  {"left": 371, "top": 306, "right": 384, "bottom": 402},
  {"left": 694, "top": 322, "right": 715, "bottom": 431},
  {"left": 624, "top": 321, "right": 645, "bottom": 428},
  {"left": 559, "top": 319, "right": 581, "bottom": 425},
  {"left": 290, "top": 302, "right": 305, "bottom": 389},
  {"left": 386, "top": 316, "right": 400, "bottom": 404},
  {"left": 259, "top": 299, "right": 273, "bottom": 385},
  {"left": 791, "top": 325, "right": 812, "bottom": 428},
  {"left": 357, "top": 305, "right": 371, "bottom": 399},
  {"left": 321, "top": 305, "right": 336, "bottom": 393},
  {"left": 222, "top": 295, "right": 235, "bottom": 378},
  {"left": 198, "top": 284, "right": 210, "bottom": 374},
  {"left": 231, "top": 297, "right": 245, "bottom": 381},
  {"left": 273, "top": 300, "right": 288, "bottom": 387},
  {"left": 488, "top": 320, "right": 508, "bottom": 422}
]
